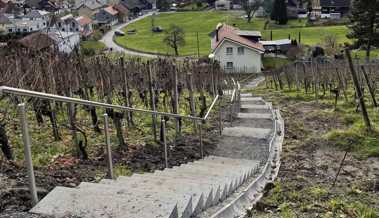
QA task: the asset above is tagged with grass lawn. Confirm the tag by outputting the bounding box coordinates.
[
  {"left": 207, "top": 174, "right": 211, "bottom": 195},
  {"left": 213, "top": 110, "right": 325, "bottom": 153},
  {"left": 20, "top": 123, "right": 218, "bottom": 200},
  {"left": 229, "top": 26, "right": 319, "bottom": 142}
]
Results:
[
  {"left": 262, "top": 57, "right": 291, "bottom": 70},
  {"left": 352, "top": 48, "right": 379, "bottom": 59},
  {"left": 81, "top": 40, "right": 106, "bottom": 50},
  {"left": 115, "top": 11, "right": 351, "bottom": 56}
]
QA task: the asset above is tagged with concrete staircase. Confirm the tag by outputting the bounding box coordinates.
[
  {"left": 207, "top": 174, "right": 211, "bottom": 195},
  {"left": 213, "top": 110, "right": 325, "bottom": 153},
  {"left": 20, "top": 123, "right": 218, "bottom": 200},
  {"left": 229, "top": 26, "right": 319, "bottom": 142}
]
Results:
[{"left": 30, "top": 79, "right": 281, "bottom": 218}]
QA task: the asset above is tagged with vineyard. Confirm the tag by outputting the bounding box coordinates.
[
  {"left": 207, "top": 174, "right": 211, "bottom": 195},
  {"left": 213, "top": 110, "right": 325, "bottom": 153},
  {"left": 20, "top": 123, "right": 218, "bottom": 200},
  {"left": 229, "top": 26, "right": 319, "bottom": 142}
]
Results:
[
  {"left": 0, "top": 46, "right": 250, "bottom": 214},
  {"left": 1, "top": 45, "right": 379, "bottom": 217},
  {"left": 245, "top": 50, "right": 379, "bottom": 217},
  {"left": 264, "top": 50, "right": 378, "bottom": 137}
]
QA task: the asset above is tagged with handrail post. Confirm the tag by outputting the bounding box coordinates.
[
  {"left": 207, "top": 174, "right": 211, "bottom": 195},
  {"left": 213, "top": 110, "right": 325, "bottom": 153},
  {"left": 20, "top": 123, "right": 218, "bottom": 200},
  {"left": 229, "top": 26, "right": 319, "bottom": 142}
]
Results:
[
  {"left": 229, "top": 102, "right": 233, "bottom": 127},
  {"left": 18, "top": 103, "right": 38, "bottom": 206},
  {"left": 162, "top": 116, "right": 168, "bottom": 168},
  {"left": 198, "top": 121, "right": 203, "bottom": 158},
  {"left": 104, "top": 113, "right": 114, "bottom": 179},
  {"left": 218, "top": 96, "right": 223, "bottom": 135}
]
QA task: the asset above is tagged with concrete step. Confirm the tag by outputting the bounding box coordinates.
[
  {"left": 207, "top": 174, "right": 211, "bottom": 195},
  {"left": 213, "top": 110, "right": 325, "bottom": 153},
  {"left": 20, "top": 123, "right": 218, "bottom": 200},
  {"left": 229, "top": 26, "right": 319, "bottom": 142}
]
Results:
[
  {"left": 213, "top": 136, "right": 269, "bottom": 160},
  {"left": 77, "top": 182, "right": 194, "bottom": 218},
  {"left": 111, "top": 174, "right": 224, "bottom": 209},
  {"left": 237, "top": 112, "right": 273, "bottom": 120},
  {"left": 170, "top": 162, "right": 250, "bottom": 187},
  {"left": 187, "top": 158, "right": 257, "bottom": 180},
  {"left": 96, "top": 175, "right": 213, "bottom": 215},
  {"left": 240, "top": 100, "right": 266, "bottom": 105},
  {"left": 240, "top": 104, "right": 271, "bottom": 110},
  {"left": 159, "top": 165, "right": 246, "bottom": 194},
  {"left": 30, "top": 186, "right": 180, "bottom": 218},
  {"left": 102, "top": 173, "right": 225, "bottom": 210},
  {"left": 240, "top": 108, "right": 271, "bottom": 114},
  {"left": 240, "top": 93, "right": 252, "bottom": 97},
  {"left": 222, "top": 126, "right": 272, "bottom": 139},
  {"left": 240, "top": 97, "right": 263, "bottom": 102},
  {"left": 154, "top": 169, "right": 235, "bottom": 197}
]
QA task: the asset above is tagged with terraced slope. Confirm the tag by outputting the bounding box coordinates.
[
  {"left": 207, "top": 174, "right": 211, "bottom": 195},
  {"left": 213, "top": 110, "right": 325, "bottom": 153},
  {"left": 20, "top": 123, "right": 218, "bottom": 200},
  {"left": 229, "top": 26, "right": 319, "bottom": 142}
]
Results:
[{"left": 30, "top": 78, "right": 283, "bottom": 218}]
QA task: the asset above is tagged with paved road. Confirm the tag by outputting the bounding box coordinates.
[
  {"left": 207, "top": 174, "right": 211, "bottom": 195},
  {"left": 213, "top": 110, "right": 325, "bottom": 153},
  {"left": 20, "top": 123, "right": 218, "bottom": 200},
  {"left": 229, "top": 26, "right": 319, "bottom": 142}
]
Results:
[{"left": 100, "top": 12, "right": 159, "bottom": 58}]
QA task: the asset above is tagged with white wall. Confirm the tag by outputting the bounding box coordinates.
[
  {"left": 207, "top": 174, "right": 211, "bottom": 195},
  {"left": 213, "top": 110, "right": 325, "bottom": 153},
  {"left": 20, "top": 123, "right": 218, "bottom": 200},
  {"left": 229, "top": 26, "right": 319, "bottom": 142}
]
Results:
[
  {"left": 56, "top": 32, "right": 80, "bottom": 53},
  {"left": 214, "top": 40, "right": 262, "bottom": 73}
]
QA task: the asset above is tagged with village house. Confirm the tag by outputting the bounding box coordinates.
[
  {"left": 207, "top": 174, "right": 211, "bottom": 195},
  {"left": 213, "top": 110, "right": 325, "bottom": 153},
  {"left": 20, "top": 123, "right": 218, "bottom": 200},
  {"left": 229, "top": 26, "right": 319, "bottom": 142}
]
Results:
[
  {"left": 210, "top": 23, "right": 265, "bottom": 73},
  {"left": 0, "top": 13, "right": 11, "bottom": 33},
  {"left": 75, "top": 0, "right": 106, "bottom": 18},
  {"left": 56, "top": 14, "right": 80, "bottom": 33},
  {"left": 320, "top": 0, "right": 351, "bottom": 19},
  {"left": 215, "top": 0, "right": 230, "bottom": 10},
  {"left": 17, "top": 30, "right": 80, "bottom": 53},
  {"left": 95, "top": 5, "right": 118, "bottom": 26},
  {"left": 17, "top": 31, "right": 55, "bottom": 50},
  {"left": 113, "top": 2, "right": 129, "bottom": 22},
  {"left": 75, "top": 15, "right": 93, "bottom": 37},
  {"left": 0, "top": 9, "right": 50, "bottom": 34},
  {"left": 24, "top": 0, "right": 59, "bottom": 12},
  {"left": 119, "top": 0, "right": 152, "bottom": 16}
]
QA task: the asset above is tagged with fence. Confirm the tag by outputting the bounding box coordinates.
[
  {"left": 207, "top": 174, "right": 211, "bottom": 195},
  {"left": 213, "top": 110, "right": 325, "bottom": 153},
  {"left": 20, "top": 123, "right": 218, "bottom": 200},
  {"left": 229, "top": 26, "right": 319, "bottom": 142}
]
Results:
[{"left": 0, "top": 81, "right": 241, "bottom": 206}]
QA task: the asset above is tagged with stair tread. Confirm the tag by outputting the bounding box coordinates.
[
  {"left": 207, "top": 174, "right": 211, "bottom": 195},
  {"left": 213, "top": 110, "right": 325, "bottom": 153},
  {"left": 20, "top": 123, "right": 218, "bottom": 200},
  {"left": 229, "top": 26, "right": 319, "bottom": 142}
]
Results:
[{"left": 30, "top": 186, "right": 179, "bottom": 218}]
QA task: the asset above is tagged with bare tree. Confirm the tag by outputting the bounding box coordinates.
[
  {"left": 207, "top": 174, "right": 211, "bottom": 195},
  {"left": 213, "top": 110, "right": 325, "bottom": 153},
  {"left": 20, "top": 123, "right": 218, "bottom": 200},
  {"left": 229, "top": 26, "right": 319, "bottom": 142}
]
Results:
[
  {"left": 323, "top": 33, "right": 338, "bottom": 56},
  {"left": 242, "top": 0, "right": 263, "bottom": 23},
  {"left": 163, "top": 24, "right": 185, "bottom": 56}
]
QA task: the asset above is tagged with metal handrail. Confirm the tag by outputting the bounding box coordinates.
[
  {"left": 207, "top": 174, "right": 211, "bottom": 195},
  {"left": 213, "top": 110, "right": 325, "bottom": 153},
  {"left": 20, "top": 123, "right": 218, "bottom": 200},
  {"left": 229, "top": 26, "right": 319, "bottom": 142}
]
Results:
[
  {"left": 0, "top": 84, "right": 240, "bottom": 206},
  {"left": 203, "top": 95, "right": 219, "bottom": 120},
  {"left": 0, "top": 86, "right": 219, "bottom": 121}
]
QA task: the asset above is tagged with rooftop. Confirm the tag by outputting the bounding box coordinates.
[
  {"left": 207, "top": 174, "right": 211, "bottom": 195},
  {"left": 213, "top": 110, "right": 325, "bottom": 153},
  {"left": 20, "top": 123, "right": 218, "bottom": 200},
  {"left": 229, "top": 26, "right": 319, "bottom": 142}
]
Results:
[
  {"left": 103, "top": 5, "right": 118, "bottom": 15},
  {"left": 75, "top": 15, "right": 92, "bottom": 26},
  {"left": 237, "top": 30, "right": 262, "bottom": 37},
  {"left": 212, "top": 23, "right": 264, "bottom": 53}
]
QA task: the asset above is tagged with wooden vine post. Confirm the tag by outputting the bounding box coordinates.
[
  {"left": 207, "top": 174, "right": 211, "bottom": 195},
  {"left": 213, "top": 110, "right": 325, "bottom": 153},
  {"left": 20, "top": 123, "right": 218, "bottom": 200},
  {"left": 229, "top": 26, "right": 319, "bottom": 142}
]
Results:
[
  {"left": 360, "top": 65, "right": 378, "bottom": 107},
  {"left": 345, "top": 49, "right": 372, "bottom": 132},
  {"left": 148, "top": 64, "right": 157, "bottom": 141},
  {"left": 187, "top": 73, "right": 197, "bottom": 132},
  {"left": 173, "top": 69, "right": 180, "bottom": 138},
  {"left": 121, "top": 58, "right": 132, "bottom": 127}
]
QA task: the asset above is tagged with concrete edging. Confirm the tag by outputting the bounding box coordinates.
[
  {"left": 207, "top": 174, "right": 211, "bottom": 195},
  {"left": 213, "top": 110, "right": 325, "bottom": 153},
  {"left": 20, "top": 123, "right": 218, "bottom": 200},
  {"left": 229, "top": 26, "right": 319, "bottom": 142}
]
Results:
[{"left": 209, "top": 107, "right": 284, "bottom": 218}]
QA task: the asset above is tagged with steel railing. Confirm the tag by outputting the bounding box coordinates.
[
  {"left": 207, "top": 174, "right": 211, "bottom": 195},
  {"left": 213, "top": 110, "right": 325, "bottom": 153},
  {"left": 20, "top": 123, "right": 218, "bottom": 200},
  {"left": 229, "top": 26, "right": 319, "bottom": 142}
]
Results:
[{"left": 0, "top": 83, "right": 240, "bottom": 206}]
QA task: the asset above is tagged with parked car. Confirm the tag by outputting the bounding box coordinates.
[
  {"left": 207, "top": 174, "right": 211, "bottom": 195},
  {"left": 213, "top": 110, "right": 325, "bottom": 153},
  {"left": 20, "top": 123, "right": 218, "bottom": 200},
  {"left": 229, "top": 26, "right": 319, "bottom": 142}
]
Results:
[
  {"left": 114, "top": 30, "right": 125, "bottom": 36},
  {"left": 152, "top": 26, "right": 163, "bottom": 33}
]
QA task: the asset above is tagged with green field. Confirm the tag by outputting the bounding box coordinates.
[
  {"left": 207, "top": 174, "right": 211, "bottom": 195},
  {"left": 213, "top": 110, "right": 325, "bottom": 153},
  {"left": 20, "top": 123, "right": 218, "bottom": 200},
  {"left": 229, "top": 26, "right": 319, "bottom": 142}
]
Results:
[{"left": 115, "top": 11, "right": 351, "bottom": 56}]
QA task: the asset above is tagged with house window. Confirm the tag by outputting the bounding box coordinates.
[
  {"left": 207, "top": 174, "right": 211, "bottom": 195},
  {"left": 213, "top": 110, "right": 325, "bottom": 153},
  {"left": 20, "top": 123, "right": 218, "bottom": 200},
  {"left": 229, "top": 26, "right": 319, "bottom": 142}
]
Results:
[
  {"left": 30, "top": 28, "right": 33, "bottom": 31},
  {"left": 226, "top": 47, "right": 233, "bottom": 55},
  {"left": 23, "top": 28, "right": 27, "bottom": 32},
  {"left": 238, "top": 47, "right": 244, "bottom": 55},
  {"left": 226, "top": 62, "right": 233, "bottom": 69},
  {"left": 8, "top": 29, "right": 12, "bottom": 32},
  {"left": 62, "top": 28, "right": 65, "bottom": 31}
]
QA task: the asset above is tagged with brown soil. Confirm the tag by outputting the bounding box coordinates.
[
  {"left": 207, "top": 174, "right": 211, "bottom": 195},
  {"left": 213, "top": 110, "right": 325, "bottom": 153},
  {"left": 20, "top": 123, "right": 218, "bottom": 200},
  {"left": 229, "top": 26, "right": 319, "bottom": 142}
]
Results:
[
  {"left": 249, "top": 94, "right": 379, "bottom": 217},
  {"left": 0, "top": 131, "right": 218, "bottom": 217}
]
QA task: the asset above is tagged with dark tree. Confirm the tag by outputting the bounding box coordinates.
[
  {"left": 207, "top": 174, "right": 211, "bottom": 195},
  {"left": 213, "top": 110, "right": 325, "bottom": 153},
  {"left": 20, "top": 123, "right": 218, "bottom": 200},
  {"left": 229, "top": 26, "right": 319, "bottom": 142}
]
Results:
[
  {"left": 271, "top": 0, "right": 288, "bottom": 25},
  {"left": 163, "top": 24, "right": 185, "bottom": 56},
  {"left": 347, "top": 0, "right": 379, "bottom": 62},
  {"left": 263, "top": 0, "right": 273, "bottom": 14},
  {"left": 242, "top": 0, "right": 263, "bottom": 23},
  {"left": 157, "top": 0, "right": 170, "bottom": 11}
]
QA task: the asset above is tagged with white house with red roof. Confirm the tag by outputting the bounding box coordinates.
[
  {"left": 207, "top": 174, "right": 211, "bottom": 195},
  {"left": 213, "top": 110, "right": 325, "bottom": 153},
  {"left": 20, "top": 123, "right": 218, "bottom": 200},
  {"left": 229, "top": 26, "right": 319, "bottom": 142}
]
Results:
[{"left": 210, "top": 23, "right": 265, "bottom": 73}]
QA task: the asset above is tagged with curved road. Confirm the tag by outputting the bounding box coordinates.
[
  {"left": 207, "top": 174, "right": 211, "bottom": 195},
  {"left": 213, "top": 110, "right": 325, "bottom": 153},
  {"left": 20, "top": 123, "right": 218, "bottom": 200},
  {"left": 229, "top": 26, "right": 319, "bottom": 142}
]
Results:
[{"left": 100, "top": 12, "right": 159, "bottom": 58}]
